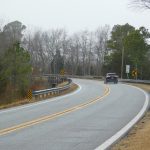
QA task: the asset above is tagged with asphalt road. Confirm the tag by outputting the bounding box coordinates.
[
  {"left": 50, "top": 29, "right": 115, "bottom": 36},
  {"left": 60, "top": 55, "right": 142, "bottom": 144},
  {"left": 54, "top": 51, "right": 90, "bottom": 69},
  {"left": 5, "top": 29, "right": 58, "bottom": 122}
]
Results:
[{"left": 0, "top": 79, "right": 149, "bottom": 150}]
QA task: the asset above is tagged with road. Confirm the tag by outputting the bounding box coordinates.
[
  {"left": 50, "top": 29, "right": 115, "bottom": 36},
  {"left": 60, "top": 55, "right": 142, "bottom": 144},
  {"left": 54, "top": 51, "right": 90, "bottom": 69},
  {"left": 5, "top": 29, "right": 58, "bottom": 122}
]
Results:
[{"left": 0, "top": 79, "right": 149, "bottom": 150}]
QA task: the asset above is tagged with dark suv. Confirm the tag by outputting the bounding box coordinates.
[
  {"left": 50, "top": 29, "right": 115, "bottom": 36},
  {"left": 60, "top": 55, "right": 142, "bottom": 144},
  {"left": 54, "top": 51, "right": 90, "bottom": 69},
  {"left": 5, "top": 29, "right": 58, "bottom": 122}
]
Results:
[{"left": 104, "top": 73, "right": 118, "bottom": 84}]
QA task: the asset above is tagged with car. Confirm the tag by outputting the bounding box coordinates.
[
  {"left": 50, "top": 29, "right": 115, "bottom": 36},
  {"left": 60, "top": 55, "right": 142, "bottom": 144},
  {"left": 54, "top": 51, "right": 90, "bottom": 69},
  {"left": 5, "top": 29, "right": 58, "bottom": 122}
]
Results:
[{"left": 104, "top": 73, "right": 118, "bottom": 84}]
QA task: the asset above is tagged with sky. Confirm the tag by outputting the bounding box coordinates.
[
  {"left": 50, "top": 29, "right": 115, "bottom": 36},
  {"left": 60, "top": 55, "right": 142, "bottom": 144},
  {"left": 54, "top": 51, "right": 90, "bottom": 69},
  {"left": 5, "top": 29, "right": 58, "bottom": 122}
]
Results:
[{"left": 0, "top": 0, "right": 150, "bottom": 33}]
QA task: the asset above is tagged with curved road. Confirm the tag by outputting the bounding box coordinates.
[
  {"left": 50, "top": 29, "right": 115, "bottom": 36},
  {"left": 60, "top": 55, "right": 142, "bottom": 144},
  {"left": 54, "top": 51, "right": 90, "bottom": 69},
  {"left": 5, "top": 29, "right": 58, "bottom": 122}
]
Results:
[{"left": 0, "top": 79, "right": 149, "bottom": 150}]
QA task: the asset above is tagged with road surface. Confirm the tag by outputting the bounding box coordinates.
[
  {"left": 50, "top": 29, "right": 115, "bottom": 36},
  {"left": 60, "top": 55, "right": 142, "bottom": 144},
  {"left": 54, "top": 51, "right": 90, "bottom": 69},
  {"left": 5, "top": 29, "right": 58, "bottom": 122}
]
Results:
[{"left": 0, "top": 79, "right": 149, "bottom": 150}]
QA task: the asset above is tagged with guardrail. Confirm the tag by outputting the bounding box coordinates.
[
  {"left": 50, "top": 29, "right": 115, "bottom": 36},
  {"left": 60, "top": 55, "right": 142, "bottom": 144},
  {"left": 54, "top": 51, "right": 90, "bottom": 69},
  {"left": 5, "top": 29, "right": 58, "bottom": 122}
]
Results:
[
  {"left": 120, "top": 79, "right": 150, "bottom": 84},
  {"left": 32, "top": 79, "right": 72, "bottom": 100}
]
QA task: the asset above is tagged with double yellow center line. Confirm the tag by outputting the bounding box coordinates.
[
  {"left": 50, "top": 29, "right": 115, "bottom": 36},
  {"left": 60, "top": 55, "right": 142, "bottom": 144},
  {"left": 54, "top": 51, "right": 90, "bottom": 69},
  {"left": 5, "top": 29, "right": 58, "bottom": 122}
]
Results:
[{"left": 0, "top": 85, "right": 110, "bottom": 136}]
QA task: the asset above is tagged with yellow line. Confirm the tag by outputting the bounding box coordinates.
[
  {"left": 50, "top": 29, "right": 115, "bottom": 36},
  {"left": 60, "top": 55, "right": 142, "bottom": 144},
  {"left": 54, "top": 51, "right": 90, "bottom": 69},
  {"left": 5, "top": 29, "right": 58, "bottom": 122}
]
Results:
[{"left": 0, "top": 85, "right": 110, "bottom": 136}]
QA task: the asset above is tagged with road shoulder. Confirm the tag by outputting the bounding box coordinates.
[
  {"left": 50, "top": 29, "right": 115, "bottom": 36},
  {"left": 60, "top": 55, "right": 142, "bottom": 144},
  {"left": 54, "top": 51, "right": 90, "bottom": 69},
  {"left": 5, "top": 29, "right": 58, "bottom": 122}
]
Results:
[{"left": 112, "top": 83, "right": 150, "bottom": 150}]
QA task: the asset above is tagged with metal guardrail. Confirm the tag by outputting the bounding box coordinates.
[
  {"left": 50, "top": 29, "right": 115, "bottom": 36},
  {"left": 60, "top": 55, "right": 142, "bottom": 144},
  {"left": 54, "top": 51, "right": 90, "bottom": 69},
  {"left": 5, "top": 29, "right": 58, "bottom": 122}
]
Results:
[
  {"left": 66, "top": 75, "right": 103, "bottom": 80},
  {"left": 32, "top": 79, "right": 72, "bottom": 99},
  {"left": 120, "top": 79, "right": 150, "bottom": 84}
]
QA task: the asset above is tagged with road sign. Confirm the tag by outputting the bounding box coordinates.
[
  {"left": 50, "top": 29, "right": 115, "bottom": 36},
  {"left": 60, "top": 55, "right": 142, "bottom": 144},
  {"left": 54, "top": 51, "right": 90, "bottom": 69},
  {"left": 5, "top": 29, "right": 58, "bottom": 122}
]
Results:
[
  {"left": 126, "top": 65, "right": 130, "bottom": 74},
  {"left": 60, "top": 69, "right": 65, "bottom": 75},
  {"left": 132, "top": 69, "right": 137, "bottom": 77},
  {"left": 27, "top": 90, "right": 32, "bottom": 100}
]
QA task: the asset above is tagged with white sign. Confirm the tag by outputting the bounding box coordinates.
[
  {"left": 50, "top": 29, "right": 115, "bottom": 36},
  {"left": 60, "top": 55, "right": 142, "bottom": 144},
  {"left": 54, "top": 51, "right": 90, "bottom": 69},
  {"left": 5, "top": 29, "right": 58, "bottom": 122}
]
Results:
[{"left": 126, "top": 65, "right": 130, "bottom": 73}]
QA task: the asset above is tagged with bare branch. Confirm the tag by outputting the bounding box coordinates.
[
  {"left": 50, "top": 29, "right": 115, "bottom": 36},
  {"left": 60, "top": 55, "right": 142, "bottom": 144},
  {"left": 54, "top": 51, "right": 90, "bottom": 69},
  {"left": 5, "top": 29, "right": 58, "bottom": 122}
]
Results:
[{"left": 130, "top": 0, "right": 150, "bottom": 10}]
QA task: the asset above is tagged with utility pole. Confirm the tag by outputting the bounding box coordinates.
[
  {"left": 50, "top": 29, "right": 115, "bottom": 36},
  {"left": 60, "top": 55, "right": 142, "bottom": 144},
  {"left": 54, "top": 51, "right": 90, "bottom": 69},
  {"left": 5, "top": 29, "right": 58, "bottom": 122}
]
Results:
[
  {"left": 121, "top": 31, "right": 129, "bottom": 79},
  {"left": 135, "top": 63, "right": 138, "bottom": 80},
  {"left": 121, "top": 46, "right": 124, "bottom": 79}
]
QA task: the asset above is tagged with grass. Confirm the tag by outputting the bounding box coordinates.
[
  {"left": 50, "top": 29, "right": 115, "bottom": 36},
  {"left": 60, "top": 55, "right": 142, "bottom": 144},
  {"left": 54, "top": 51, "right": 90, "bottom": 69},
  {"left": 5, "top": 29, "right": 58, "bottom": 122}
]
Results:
[{"left": 112, "top": 83, "right": 150, "bottom": 150}]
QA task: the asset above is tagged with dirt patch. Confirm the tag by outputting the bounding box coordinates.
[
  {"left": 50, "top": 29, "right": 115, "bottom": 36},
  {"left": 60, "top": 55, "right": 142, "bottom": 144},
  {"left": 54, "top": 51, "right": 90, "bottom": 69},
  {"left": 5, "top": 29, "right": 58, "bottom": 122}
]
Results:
[
  {"left": 112, "top": 83, "right": 150, "bottom": 150},
  {"left": 0, "top": 83, "right": 78, "bottom": 110}
]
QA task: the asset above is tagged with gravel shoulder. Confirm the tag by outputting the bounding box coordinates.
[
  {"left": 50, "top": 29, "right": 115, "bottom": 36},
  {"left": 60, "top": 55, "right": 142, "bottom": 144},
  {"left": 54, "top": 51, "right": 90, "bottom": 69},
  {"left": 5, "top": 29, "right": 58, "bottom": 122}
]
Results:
[{"left": 112, "top": 83, "right": 150, "bottom": 150}]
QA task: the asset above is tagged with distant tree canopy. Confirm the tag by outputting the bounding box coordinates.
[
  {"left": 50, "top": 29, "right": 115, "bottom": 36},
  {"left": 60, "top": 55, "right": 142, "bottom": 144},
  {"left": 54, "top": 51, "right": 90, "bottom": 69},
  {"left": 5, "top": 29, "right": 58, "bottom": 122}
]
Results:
[{"left": 104, "top": 24, "right": 150, "bottom": 79}]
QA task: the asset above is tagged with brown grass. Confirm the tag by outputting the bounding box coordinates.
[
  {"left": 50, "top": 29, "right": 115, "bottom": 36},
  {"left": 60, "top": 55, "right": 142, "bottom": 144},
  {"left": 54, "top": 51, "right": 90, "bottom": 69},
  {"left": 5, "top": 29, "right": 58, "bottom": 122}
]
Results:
[
  {"left": 112, "top": 83, "right": 150, "bottom": 150},
  {"left": 0, "top": 83, "right": 78, "bottom": 110}
]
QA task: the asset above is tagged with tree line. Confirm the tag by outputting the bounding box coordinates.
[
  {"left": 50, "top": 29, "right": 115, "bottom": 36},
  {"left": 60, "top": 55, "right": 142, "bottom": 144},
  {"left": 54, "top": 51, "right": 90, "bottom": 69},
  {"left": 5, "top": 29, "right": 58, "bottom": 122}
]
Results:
[
  {"left": 0, "top": 20, "right": 150, "bottom": 103},
  {"left": 24, "top": 25, "right": 110, "bottom": 76}
]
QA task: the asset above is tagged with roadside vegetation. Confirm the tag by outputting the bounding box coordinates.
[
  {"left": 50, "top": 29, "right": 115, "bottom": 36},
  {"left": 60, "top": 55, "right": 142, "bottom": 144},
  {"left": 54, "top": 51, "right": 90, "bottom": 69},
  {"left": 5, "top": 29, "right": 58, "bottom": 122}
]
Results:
[
  {"left": 0, "top": 83, "right": 78, "bottom": 110},
  {"left": 0, "top": 13, "right": 150, "bottom": 107},
  {"left": 0, "top": 21, "right": 31, "bottom": 105}
]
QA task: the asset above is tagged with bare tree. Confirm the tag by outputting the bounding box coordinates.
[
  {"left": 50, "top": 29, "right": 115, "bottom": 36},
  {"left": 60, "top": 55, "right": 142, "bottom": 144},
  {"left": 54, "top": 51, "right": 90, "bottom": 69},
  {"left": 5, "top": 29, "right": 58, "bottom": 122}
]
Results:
[
  {"left": 87, "top": 32, "right": 94, "bottom": 75},
  {"left": 80, "top": 31, "right": 89, "bottom": 75},
  {"left": 95, "top": 25, "right": 110, "bottom": 75},
  {"left": 25, "top": 30, "right": 46, "bottom": 73},
  {"left": 67, "top": 34, "right": 81, "bottom": 75},
  {"left": 49, "top": 29, "right": 65, "bottom": 74},
  {"left": 24, "top": 25, "right": 111, "bottom": 76},
  {"left": 130, "top": 0, "right": 150, "bottom": 9}
]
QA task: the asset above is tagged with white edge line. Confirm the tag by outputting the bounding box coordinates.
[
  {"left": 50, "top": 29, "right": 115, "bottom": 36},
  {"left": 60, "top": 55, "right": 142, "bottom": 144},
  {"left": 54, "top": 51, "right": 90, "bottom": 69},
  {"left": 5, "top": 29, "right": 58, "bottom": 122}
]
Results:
[
  {"left": 0, "top": 83, "right": 82, "bottom": 114},
  {"left": 95, "top": 84, "right": 149, "bottom": 150}
]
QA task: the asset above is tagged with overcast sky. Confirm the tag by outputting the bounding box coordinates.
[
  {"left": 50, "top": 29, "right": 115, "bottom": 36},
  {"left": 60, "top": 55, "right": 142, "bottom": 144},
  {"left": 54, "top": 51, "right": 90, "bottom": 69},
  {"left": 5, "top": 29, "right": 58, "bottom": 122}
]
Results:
[{"left": 0, "top": 0, "right": 150, "bottom": 33}]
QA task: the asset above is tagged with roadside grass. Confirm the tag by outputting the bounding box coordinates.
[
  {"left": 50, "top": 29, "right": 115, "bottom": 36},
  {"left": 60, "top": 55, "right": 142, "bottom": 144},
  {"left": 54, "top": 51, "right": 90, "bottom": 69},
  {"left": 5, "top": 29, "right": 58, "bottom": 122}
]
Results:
[
  {"left": 112, "top": 83, "right": 150, "bottom": 150},
  {"left": 0, "top": 83, "right": 78, "bottom": 110}
]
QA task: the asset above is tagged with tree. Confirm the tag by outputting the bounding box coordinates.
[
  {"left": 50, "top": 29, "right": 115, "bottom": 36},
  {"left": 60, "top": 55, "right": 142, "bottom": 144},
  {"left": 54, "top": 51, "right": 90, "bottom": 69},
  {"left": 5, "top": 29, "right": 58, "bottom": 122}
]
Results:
[
  {"left": 124, "top": 29, "right": 149, "bottom": 78},
  {"left": 0, "top": 21, "right": 30, "bottom": 101},
  {"left": 51, "top": 49, "right": 64, "bottom": 74},
  {"left": 108, "top": 24, "right": 135, "bottom": 51},
  {"left": 95, "top": 25, "right": 110, "bottom": 75},
  {"left": 105, "top": 24, "right": 150, "bottom": 79},
  {"left": 0, "top": 21, "right": 26, "bottom": 63},
  {"left": 2, "top": 21, "right": 26, "bottom": 50},
  {"left": 87, "top": 32, "right": 94, "bottom": 75},
  {"left": 130, "top": 0, "right": 150, "bottom": 9},
  {"left": 106, "top": 24, "right": 135, "bottom": 76},
  {"left": 0, "top": 42, "right": 31, "bottom": 98},
  {"left": 67, "top": 34, "right": 81, "bottom": 75}
]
